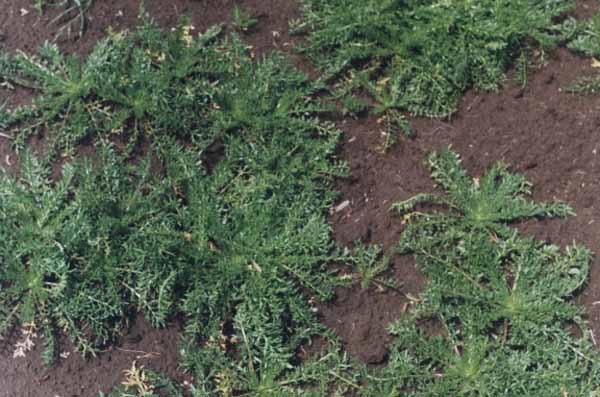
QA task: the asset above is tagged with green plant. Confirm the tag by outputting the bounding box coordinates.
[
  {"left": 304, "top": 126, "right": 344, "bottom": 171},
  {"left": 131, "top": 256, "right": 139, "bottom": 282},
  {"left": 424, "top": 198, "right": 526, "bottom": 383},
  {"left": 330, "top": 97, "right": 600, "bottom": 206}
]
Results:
[
  {"left": 559, "top": 12, "right": 600, "bottom": 95},
  {"left": 344, "top": 243, "right": 394, "bottom": 291},
  {"left": 514, "top": 46, "right": 529, "bottom": 89},
  {"left": 6, "top": 5, "right": 600, "bottom": 395},
  {"left": 296, "top": 0, "right": 572, "bottom": 121},
  {"left": 183, "top": 332, "right": 364, "bottom": 397},
  {"left": 568, "top": 75, "right": 600, "bottom": 94},
  {"left": 232, "top": 6, "right": 259, "bottom": 33},
  {"left": 375, "top": 148, "right": 600, "bottom": 395},
  {"left": 0, "top": 21, "right": 230, "bottom": 159},
  {"left": 564, "top": 12, "right": 600, "bottom": 57}
]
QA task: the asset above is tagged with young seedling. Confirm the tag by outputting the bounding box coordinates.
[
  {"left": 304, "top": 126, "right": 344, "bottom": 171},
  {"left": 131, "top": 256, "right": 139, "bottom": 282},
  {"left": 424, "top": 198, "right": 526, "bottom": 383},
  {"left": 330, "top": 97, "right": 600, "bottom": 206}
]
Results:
[
  {"left": 231, "top": 6, "right": 258, "bottom": 33},
  {"left": 344, "top": 243, "right": 399, "bottom": 292}
]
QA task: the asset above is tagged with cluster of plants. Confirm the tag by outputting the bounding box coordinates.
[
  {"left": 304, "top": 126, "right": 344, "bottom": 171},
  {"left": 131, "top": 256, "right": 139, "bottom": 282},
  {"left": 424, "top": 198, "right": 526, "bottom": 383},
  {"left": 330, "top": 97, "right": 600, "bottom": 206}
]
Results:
[
  {"left": 105, "top": 341, "right": 362, "bottom": 397},
  {"left": 95, "top": 147, "right": 600, "bottom": 396},
  {"left": 0, "top": 19, "right": 371, "bottom": 395},
  {"left": 294, "top": 0, "right": 573, "bottom": 131},
  {"left": 3, "top": 2, "right": 600, "bottom": 396}
]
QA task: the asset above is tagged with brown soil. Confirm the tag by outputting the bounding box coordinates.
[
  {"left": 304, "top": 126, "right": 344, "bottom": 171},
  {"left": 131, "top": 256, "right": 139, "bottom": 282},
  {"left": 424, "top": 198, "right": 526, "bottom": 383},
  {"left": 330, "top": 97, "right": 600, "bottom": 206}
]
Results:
[
  {"left": 0, "top": 0, "right": 301, "bottom": 57},
  {"left": 4, "top": 0, "right": 600, "bottom": 395}
]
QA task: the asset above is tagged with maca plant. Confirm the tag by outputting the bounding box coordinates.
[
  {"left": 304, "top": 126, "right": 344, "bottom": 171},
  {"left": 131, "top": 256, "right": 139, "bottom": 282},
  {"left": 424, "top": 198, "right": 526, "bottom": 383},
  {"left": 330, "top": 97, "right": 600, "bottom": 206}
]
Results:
[
  {"left": 372, "top": 148, "right": 600, "bottom": 395},
  {"left": 563, "top": 11, "right": 600, "bottom": 58},
  {"left": 6, "top": 8, "right": 600, "bottom": 397},
  {"left": 0, "top": 21, "right": 220, "bottom": 157},
  {"left": 163, "top": 96, "right": 354, "bottom": 394},
  {"left": 373, "top": 236, "right": 600, "bottom": 396},
  {"left": 391, "top": 149, "right": 573, "bottom": 238},
  {"left": 295, "top": 0, "right": 572, "bottom": 125}
]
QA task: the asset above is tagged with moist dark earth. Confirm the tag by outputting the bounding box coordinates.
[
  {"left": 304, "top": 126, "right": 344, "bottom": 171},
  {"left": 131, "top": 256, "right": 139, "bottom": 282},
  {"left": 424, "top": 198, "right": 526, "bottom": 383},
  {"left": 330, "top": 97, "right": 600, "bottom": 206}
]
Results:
[{"left": 2, "top": 0, "right": 600, "bottom": 395}]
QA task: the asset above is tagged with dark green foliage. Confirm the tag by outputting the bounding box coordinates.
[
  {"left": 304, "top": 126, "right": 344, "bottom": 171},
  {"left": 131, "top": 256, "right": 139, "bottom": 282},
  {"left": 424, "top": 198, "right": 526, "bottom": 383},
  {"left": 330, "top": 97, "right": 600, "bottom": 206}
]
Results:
[
  {"left": 297, "top": 0, "right": 572, "bottom": 118},
  {"left": 564, "top": 12, "right": 600, "bottom": 57},
  {"left": 183, "top": 332, "right": 362, "bottom": 396},
  {"left": 380, "top": 148, "right": 600, "bottom": 395},
  {"left": 0, "top": 21, "right": 243, "bottom": 158},
  {"left": 377, "top": 236, "right": 600, "bottom": 395},
  {"left": 166, "top": 89, "right": 348, "bottom": 392},
  {"left": 0, "top": 145, "right": 190, "bottom": 356},
  {"left": 4, "top": 6, "right": 600, "bottom": 396}
]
